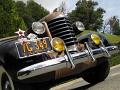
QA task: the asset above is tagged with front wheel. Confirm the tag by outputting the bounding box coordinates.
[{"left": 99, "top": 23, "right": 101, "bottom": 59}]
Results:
[
  {"left": 0, "top": 65, "right": 36, "bottom": 90},
  {"left": 0, "top": 66, "right": 15, "bottom": 90},
  {"left": 81, "top": 57, "right": 110, "bottom": 84}
]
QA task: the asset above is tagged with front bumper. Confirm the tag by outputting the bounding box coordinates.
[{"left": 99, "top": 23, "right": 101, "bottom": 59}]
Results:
[{"left": 17, "top": 46, "right": 119, "bottom": 80}]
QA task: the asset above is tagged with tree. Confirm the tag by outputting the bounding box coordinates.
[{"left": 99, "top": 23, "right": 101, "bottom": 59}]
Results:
[
  {"left": 109, "top": 16, "right": 120, "bottom": 35},
  {"left": 0, "top": 0, "right": 26, "bottom": 38},
  {"left": 68, "top": 0, "right": 105, "bottom": 31},
  {"left": 27, "top": 0, "right": 49, "bottom": 21},
  {"left": 16, "top": 1, "right": 34, "bottom": 27},
  {"left": 16, "top": 0, "right": 49, "bottom": 27},
  {"left": 58, "top": 1, "right": 67, "bottom": 15}
]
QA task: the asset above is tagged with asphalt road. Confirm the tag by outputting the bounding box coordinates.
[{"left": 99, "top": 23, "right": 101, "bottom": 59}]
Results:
[{"left": 49, "top": 64, "right": 120, "bottom": 90}]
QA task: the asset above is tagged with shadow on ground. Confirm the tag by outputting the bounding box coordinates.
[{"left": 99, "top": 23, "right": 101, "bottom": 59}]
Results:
[
  {"left": 30, "top": 80, "right": 96, "bottom": 90},
  {"left": 72, "top": 83, "right": 96, "bottom": 90}
]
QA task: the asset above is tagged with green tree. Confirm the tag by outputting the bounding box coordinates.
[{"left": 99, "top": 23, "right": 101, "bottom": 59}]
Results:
[
  {"left": 16, "top": 1, "right": 34, "bottom": 27},
  {"left": 27, "top": 0, "right": 49, "bottom": 21},
  {"left": 68, "top": 0, "right": 105, "bottom": 31},
  {"left": 16, "top": 0, "right": 49, "bottom": 27},
  {"left": 109, "top": 16, "right": 120, "bottom": 35},
  {"left": 0, "top": 0, "right": 26, "bottom": 38}
]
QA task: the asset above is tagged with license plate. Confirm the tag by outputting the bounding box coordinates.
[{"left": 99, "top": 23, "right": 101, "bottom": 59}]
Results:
[{"left": 15, "top": 37, "right": 51, "bottom": 58}]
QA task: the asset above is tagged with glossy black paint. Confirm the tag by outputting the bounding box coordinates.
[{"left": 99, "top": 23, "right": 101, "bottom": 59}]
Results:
[
  {"left": 0, "top": 37, "right": 51, "bottom": 81},
  {"left": 78, "top": 33, "right": 110, "bottom": 46}
]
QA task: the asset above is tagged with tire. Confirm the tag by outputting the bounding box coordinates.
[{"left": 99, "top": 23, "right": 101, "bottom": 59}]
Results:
[
  {"left": 81, "top": 57, "right": 110, "bottom": 84},
  {"left": 0, "top": 65, "right": 15, "bottom": 90},
  {"left": 0, "top": 65, "right": 33, "bottom": 90}
]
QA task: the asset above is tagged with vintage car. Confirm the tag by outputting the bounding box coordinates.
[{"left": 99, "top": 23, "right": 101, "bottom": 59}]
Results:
[{"left": 0, "top": 11, "right": 118, "bottom": 90}]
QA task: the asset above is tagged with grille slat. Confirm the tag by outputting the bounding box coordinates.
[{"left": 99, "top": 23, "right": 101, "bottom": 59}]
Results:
[
  {"left": 51, "top": 27, "right": 73, "bottom": 33},
  {"left": 49, "top": 23, "right": 71, "bottom": 30},
  {"left": 48, "top": 19, "right": 70, "bottom": 26},
  {"left": 53, "top": 30, "right": 74, "bottom": 36},
  {"left": 47, "top": 17, "right": 77, "bottom": 46}
]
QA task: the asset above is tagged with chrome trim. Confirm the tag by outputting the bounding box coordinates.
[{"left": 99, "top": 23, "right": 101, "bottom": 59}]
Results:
[
  {"left": 59, "top": 33, "right": 75, "bottom": 38},
  {"left": 53, "top": 30, "right": 74, "bottom": 36},
  {"left": 68, "top": 44, "right": 78, "bottom": 52},
  {"left": 42, "top": 22, "right": 52, "bottom": 40},
  {"left": 48, "top": 19, "right": 69, "bottom": 26},
  {"left": 51, "top": 27, "right": 73, "bottom": 32},
  {"left": 65, "top": 46, "right": 75, "bottom": 69},
  {"left": 47, "top": 16, "right": 77, "bottom": 46},
  {"left": 0, "top": 36, "right": 17, "bottom": 42},
  {"left": 49, "top": 23, "right": 71, "bottom": 30},
  {"left": 65, "top": 41, "right": 76, "bottom": 44},
  {"left": 85, "top": 42, "right": 96, "bottom": 62},
  {"left": 100, "top": 40, "right": 111, "bottom": 57},
  {"left": 17, "top": 46, "right": 119, "bottom": 80},
  {"left": 64, "top": 37, "right": 77, "bottom": 42}
]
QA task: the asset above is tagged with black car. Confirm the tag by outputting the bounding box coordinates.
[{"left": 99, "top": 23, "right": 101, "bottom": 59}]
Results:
[{"left": 0, "top": 11, "right": 118, "bottom": 90}]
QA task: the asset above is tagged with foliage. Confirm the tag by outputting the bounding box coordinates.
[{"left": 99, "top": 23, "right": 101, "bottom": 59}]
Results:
[
  {"left": 27, "top": 0, "right": 49, "bottom": 21},
  {"left": 16, "top": 1, "right": 34, "bottom": 28},
  {"left": 0, "top": 0, "right": 26, "bottom": 38},
  {"left": 0, "top": 0, "right": 49, "bottom": 38},
  {"left": 16, "top": 0, "right": 49, "bottom": 27},
  {"left": 68, "top": 0, "right": 105, "bottom": 32},
  {"left": 108, "top": 16, "right": 120, "bottom": 35}
]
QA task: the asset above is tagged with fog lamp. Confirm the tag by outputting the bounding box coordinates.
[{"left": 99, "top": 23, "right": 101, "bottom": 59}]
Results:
[
  {"left": 91, "top": 34, "right": 101, "bottom": 45},
  {"left": 51, "top": 37, "right": 65, "bottom": 52}
]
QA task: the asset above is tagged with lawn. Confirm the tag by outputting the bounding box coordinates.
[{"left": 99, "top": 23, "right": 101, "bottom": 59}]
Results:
[
  {"left": 78, "top": 30, "right": 120, "bottom": 66},
  {"left": 110, "top": 52, "right": 120, "bottom": 66},
  {"left": 79, "top": 30, "right": 120, "bottom": 44}
]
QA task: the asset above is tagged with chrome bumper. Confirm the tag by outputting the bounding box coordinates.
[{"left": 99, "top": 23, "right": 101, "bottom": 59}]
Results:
[{"left": 17, "top": 46, "right": 119, "bottom": 80}]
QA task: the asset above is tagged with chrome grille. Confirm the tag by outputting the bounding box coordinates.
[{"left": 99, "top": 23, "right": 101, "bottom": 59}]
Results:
[{"left": 47, "top": 17, "right": 77, "bottom": 46}]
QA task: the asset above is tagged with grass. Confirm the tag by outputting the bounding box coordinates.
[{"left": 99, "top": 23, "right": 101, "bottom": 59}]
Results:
[
  {"left": 110, "top": 52, "right": 120, "bottom": 66},
  {"left": 104, "top": 34, "right": 120, "bottom": 44},
  {"left": 79, "top": 30, "right": 120, "bottom": 44},
  {"left": 78, "top": 30, "right": 120, "bottom": 66}
]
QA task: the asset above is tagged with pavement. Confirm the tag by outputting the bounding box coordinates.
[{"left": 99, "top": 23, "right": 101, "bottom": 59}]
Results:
[{"left": 49, "top": 64, "right": 120, "bottom": 90}]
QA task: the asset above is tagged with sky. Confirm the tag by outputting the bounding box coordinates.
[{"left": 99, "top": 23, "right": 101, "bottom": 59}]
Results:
[
  {"left": 34, "top": 0, "right": 78, "bottom": 12},
  {"left": 15, "top": 0, "right": 120, "bottom": 20},
  {"left": 95, "top": 0, "right": 120, "bottom": 20}
]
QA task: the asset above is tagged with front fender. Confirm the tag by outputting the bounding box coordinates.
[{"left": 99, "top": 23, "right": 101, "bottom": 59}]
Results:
[{"left": 78, "top": 33, "right": 110, "bottom": 46}]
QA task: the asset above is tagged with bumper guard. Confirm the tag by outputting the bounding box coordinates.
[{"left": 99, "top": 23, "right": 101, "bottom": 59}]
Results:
[{"left": 17, "top": 46, "right": 119, "bottom": 80}]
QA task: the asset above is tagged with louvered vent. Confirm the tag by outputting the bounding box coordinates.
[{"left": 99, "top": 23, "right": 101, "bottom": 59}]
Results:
[{"left": 47, "top": 17, "right": 77, "bottom": 46}]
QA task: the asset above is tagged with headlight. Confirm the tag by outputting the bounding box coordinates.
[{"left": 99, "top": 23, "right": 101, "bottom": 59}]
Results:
[
  {"left": 91, "top": 34, "right": 101, "bottom": 45},
  {"left": 51, "top": 37, "right": 65, "bottom": 52},
  {"left": 32, "top": 22, "right": 45, "bottom": 34},
  {"left": 75, "top": 21, "right": 85, "bottom": 31}
]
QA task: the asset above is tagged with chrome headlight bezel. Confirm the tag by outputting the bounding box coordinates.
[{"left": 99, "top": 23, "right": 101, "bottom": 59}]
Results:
[
  {"left": 75, "top": 21, "right": 85, "bottom": 31},
  {"left": 32, "top": 22, "right": 45, "bottom": 35}
]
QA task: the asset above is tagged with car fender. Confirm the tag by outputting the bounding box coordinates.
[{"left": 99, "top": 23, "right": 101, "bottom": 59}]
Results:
[{"left": 78, "top": 33, "right": 110, "bottom": 46}]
